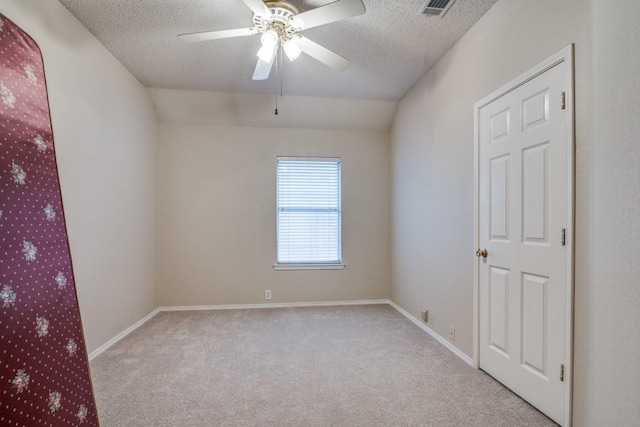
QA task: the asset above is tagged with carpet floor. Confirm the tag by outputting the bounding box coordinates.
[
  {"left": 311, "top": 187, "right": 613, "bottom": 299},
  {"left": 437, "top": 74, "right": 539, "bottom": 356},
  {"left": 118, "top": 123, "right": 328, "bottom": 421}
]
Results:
[{"left": 90, "top": 305, "right": 556, "bottom": 426}]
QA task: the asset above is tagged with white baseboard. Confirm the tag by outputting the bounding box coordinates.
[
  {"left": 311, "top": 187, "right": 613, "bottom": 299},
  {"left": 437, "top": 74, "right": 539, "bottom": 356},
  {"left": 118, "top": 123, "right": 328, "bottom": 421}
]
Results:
[
  {"left": 387, "top": 300, "right": 474, "bottom": 367},
  {"left": 88, "top": 308, "right": 159, "bottom": 361},
  {"left": 159, "top": 299, "right": 390, "bottom": 312}
]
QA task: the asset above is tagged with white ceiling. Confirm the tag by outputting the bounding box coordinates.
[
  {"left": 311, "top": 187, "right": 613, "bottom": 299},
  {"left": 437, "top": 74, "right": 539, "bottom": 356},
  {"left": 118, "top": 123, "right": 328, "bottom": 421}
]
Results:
[{"left": 59, "top": 0, "right": 497, "bottom": 101}]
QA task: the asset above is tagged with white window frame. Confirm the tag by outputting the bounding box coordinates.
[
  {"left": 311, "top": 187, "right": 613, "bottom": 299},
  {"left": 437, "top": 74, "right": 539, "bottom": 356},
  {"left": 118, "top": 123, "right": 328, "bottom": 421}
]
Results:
[{"left": 274, "top": 156, "right": 344, "bottom": 271}]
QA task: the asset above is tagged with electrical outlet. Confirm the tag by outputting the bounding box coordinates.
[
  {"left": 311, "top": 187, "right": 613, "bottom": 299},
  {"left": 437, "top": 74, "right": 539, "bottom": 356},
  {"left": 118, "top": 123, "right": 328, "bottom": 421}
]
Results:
[
  {"left": 449, "top": 327, "right": 455, "bottom": 341},
  {"left": 421, "top": 310, "right": 429, "bottom": 322},
  {"left": 429, "top": 312, "right": 435, "bottom": 324},
  {"left": 265, "top": 290, "right": 272, "bottom": 300}
]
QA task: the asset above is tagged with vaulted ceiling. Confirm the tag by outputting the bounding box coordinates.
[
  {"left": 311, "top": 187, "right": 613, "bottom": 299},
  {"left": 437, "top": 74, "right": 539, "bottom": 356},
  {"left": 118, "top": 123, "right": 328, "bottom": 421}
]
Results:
[{"left": 59, "top": 0, "right": 497, "bottom": 100}]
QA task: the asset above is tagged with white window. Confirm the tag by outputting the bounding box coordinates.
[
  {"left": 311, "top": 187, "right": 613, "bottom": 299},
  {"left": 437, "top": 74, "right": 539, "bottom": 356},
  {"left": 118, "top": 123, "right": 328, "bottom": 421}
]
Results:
[{"left": 276, "top": 157, "right": 341, "bottom": 265}]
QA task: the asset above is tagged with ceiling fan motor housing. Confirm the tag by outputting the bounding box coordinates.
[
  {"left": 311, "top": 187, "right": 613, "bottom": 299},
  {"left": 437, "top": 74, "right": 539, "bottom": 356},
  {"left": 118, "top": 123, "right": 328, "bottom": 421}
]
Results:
[{"left": 252, "top": 1, "right": 300, "bottom": 39}]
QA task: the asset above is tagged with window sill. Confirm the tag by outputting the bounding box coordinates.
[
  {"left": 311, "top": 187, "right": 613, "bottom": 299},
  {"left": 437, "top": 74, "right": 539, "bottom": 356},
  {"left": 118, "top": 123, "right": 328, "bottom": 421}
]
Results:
[{"left": 273, "top": 264, "right": 346, "bottom": 271}]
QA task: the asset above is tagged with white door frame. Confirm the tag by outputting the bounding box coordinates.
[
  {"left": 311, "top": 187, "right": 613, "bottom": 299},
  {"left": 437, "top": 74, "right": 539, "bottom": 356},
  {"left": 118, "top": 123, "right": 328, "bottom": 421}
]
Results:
[{"left": 472, "top": 45, "right": 575, "bottom": 427}]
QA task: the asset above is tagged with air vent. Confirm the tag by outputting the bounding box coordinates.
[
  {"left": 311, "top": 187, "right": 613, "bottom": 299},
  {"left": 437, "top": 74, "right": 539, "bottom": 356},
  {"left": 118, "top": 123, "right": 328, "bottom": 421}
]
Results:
[{"left": 419, "top": 0, "right": 457, "bottom": 17}]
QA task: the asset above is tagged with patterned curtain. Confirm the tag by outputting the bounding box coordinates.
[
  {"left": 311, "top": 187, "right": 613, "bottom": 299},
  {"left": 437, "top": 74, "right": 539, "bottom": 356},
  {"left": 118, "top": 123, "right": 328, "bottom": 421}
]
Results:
[{"left": 0, "top": 14, "right": 99, "bottom": 426}]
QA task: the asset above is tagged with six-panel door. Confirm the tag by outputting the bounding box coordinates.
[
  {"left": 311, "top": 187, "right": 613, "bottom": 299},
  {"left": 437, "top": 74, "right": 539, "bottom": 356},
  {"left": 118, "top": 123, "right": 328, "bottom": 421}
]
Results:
[{"left": 478, "top": 62, "right": 568, "bottom": 425}]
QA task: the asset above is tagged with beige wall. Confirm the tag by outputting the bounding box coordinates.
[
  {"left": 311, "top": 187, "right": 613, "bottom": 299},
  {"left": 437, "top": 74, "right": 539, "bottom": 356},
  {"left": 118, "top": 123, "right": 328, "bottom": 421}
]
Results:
[
  {"left": 0, "top": 1, "right": 159, "bottom": 353},
  {"left": 391, "top": 0, "right": 590, "bottom": 356},
  {"left": 575, "top": 0, "right": 640, "bottom": 424},
  {"left": 149, "top": 88, "right": 397, "bottom": 132},
  {"left": 159, "top": 124, "right": 390, "bottom": 306}
]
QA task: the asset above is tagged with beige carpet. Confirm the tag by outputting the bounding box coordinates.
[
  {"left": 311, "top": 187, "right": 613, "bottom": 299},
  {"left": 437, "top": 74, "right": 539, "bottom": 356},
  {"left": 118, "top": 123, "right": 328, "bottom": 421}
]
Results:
[{"left": 90, "top": 305, "right": 556, "bottom": 426}]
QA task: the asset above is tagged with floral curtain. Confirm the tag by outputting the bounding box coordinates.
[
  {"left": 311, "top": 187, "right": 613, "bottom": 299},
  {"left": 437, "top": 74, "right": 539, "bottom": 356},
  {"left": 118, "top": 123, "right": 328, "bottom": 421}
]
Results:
[{"left": 0, "top": 14, "right": 99, "bottom": 425}]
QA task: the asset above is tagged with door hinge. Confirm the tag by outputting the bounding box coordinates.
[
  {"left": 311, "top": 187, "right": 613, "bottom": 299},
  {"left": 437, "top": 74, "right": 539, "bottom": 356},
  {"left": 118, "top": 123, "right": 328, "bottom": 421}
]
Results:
[
  {"left": 561, "top": 92, "right": 566, "bottom": 110},
  {"left": 560, "top": 364, "right": 565, "bottom": 381},
  {"left": 561, "top": 228, "right": 566, "bottom": 246}
]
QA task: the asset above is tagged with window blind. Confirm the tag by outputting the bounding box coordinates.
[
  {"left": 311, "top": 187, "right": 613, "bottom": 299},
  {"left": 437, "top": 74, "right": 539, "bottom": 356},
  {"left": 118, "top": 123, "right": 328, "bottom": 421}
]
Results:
[{"left": 277, "top": 157, "right": 342, "bottom": 264}]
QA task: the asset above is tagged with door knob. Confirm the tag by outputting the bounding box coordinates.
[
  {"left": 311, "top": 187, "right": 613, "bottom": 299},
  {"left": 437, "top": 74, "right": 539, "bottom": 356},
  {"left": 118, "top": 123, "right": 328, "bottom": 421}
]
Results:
[{"left": 476, "top": 248, "right": 488, "bottom": 258}]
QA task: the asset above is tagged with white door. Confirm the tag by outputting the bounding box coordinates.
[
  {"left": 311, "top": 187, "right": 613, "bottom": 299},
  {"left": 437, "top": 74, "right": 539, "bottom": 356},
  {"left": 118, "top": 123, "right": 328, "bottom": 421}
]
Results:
[{"left": 477, "top": 56, "right": 572, "bottom": 425}]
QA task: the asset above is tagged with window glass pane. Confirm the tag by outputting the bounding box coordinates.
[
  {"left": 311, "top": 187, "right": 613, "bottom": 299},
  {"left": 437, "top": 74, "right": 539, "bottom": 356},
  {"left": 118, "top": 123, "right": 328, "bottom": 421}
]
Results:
[{"left": 277, "top": 158, "right": 341, "bottom": 264}]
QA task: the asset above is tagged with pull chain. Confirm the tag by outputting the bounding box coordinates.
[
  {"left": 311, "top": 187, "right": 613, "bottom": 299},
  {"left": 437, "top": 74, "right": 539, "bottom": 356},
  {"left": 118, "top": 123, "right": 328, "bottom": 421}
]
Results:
[
  {"left": 274, "top": 44, "right": 279, "bottom": 115},
  {"left": 280, "top": 42, "right": 284, "bottom": 97},
  {"left": 274, "top": 42, "right": 284, "bottom": 115}
]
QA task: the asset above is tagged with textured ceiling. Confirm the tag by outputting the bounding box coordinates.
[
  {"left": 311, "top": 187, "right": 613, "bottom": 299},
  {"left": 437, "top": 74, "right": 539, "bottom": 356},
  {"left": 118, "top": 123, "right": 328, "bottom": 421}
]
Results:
[{"left": 59, "top": 0, "right": 497, "bottom": 101}]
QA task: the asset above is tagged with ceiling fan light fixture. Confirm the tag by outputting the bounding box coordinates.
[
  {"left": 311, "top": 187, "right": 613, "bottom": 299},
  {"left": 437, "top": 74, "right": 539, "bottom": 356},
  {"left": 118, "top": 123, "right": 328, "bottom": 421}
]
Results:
[
  {"left": 257, "top": 43, "right": 277, "bottom": 62},
  {"left": 261, "top": 30, "right": 279, "bottom": 47},
  {"left": 283, "top": 40, "right": 302, "bottom": 61}
]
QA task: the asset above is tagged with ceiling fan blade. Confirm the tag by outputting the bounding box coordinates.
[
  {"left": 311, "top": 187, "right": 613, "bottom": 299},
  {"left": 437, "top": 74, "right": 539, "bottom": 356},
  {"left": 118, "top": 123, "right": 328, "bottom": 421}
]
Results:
[
  {"left": 241, "top": 0, "right": 272, "bottom": 18},
  {"left": 179, "top": 27, "right": 256, "bottom": 43},
  {"left": 294, "top": 36, "right": 351, "bottom": 72},
  {"left": 253, "top": 55, "right": 276, "bottom": 80},
  {"left": 292, "top": 0, "right": 365, "bottom": 30}
]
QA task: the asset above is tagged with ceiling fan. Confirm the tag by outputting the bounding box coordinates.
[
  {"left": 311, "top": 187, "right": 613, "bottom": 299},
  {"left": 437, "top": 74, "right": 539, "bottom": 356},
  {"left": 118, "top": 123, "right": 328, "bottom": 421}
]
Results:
[{"left": 179, "top": 0, "right": 366, "bottom": 80}]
